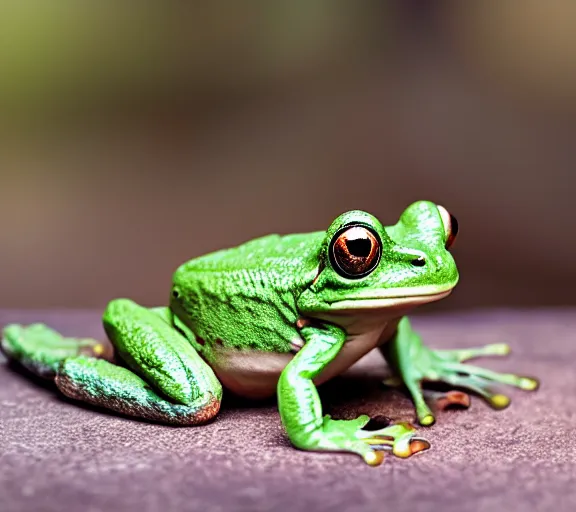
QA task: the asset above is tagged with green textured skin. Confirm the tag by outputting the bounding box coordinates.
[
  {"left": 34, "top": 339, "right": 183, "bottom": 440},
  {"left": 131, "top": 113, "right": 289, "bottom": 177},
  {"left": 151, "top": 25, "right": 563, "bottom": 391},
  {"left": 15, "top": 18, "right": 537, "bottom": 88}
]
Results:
[
  {"left": 102, "top": 299, "right": 221, "bottom": 406},
  {"left": 170, "top": 232, "right": 321, "bottom": 361},
  {"left": 297, "top": 205, "right": 458, "bottom": 314},
  {"left": 56, "top": 357, "right": 221, "bottom": 425},
  {"left": 1, "top": 324, "right": 108, "bottom": 378},
  {"left": 278, "top": 322, "right": 348, "bottom": 446},
  {"left": 0, "top": 200, "right": 539, "bottom": 465}
]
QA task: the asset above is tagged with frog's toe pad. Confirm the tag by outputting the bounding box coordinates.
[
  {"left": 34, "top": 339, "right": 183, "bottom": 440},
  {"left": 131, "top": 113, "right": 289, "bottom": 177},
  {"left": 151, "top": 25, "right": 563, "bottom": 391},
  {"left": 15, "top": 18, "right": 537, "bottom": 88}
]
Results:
[
  {"left": 488, "top": 394, "right": 511, "bottom": 410},
  {"left": 363, "top": 450, "right": 385, "bottom": 467},
  {"left": 485, "top": 343, "right": 512, "bottom": 356},
  {"left": 419, "top": 414, "right": 436, "bottom": 426},
  {"left": 518, "top": 377, "right": 539, "bottom": 391}
]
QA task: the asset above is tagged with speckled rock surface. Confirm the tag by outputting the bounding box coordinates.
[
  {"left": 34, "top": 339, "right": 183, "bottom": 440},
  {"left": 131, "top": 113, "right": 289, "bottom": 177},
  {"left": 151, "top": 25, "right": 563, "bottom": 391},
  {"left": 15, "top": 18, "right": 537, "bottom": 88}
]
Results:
[{"left": 1, "top": 309, "right": 575, "bottom": 512}]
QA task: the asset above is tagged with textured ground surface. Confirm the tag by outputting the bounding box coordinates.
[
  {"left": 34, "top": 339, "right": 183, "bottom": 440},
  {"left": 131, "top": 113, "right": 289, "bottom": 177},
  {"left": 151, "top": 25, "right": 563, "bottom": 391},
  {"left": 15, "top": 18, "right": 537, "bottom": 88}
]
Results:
[{"left": 1, "top": 309, "right": 575, "bottom": 512}]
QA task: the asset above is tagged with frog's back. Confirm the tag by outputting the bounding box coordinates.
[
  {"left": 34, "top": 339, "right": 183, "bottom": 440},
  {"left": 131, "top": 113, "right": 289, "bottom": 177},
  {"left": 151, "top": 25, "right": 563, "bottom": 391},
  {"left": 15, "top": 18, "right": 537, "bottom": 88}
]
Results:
[
  {"left": 170, "top": 231, "right": 323, "bottom": 356},
  {"left": 184, "top": 232, "right": 324, "bottom": 273}
]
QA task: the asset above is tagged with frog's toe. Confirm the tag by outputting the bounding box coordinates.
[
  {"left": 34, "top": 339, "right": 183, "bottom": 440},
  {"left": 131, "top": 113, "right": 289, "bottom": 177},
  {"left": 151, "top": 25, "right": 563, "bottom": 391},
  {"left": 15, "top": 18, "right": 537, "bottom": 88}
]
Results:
[
  {"left": 1, "top": 323, "right": 110, "bottom": 379},
  {"left": 487, "top": 343, "right": 512, "bottom": 356},
  {"left": 382, "top": 375, "right": 403, "bottom": 388},
  {"left": 517, "top": 376, "right": 540, "bottom": 391},
  {"left": 488, "top": 393, "right": 511, "bottom": 410},
  {"left": 434, "top": 371, "right": 506, "bottom": 407},
  {"left": 435, "top": 342, "right": 512, "bottom": 363},
  {"left": 356, "top": 421, "right": 429, "bottom": 459},
  {"left": 306, "top": 416, "right": 429, "bottom": 465},
  {"left": 362, "top": 435, "right": 431, "bottom": 458},
  {"left": 362, "top": 450, "right": 386, "bottom": 467},
  {"left": 438, "top": 360, "right": 540, "bottom": 393}
]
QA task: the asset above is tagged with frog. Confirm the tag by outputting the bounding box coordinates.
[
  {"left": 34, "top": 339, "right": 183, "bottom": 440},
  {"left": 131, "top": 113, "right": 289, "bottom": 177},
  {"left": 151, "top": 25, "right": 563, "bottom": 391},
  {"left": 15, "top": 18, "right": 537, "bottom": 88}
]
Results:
[{"left": 1, "top": 200, "right": 539, "bottom": 466}]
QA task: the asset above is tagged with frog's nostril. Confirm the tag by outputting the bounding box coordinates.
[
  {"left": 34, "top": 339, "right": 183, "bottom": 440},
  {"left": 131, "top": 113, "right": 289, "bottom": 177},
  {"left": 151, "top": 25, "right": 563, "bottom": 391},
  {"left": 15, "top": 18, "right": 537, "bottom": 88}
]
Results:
[{"left": 411, "top": 257, "right": 426, "bottom": 267}]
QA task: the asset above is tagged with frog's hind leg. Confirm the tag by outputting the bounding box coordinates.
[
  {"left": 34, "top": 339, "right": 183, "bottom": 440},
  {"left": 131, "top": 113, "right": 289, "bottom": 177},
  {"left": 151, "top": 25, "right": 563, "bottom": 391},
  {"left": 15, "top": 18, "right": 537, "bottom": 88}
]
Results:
[
  {"left": 1, "top": 301, "right": 222, "bottom": 425},
  {"left": 55, "top": 355, "right": 221, "bottom": 425}
]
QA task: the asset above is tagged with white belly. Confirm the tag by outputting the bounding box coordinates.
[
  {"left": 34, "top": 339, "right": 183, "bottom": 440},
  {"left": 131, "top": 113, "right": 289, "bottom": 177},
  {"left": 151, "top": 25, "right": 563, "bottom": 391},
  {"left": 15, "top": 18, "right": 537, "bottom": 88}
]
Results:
[{"left": 210, "top": 319, "right": 400, "bottom": 399}]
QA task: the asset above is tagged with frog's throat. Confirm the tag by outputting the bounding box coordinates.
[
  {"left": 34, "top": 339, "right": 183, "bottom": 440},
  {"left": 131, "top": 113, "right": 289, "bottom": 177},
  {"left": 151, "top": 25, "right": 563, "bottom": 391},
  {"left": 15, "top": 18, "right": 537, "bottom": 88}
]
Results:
[{"left": 326, "top": 285, "right": 454, "bottom": 310}]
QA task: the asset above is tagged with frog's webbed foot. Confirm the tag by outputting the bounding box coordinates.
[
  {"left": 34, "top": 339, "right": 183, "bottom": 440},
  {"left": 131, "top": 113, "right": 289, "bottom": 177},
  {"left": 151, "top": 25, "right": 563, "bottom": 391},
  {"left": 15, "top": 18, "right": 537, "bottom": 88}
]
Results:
[
  {"left": 427, "top": 360, "right": 538, "bottom": 407},
  {"left": 309, "top": 415, "right": 429, "bottom": 466},
  {"left": 1, "top": 323, "right": 112, "bottom": 379},
  {"left": 382, "top": 318, "right": 539, "bottom": 426},
  {"left": 353, "top": 417, "right": 430, "bottom": 458}
]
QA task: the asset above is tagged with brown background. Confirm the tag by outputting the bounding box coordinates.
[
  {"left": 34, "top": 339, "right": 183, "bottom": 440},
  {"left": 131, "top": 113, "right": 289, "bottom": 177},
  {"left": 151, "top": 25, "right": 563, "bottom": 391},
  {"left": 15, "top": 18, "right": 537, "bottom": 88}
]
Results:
[{"left": 1, "top": 2, "right": 575, "bottom": 311}]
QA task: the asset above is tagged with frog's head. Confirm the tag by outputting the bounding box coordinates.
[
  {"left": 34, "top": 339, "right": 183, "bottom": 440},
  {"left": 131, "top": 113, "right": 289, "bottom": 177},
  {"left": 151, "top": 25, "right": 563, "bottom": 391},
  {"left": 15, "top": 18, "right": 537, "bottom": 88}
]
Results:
[{"left": 298, "top": 200, "right": 459, "bottom": 319}]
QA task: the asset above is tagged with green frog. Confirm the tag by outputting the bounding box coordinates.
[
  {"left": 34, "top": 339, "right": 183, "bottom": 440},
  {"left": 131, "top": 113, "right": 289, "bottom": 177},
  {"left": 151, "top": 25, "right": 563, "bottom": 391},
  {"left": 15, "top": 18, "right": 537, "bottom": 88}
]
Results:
[{"left": 1, "top": 200, "right": 538, "bottom": 466}]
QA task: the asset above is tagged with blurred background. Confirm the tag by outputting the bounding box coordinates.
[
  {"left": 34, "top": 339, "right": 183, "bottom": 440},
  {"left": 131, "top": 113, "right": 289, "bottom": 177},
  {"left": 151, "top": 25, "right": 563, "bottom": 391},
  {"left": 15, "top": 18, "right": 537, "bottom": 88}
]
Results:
[{"left": 1, "top": 1, "right": 575, "bottom": 311}]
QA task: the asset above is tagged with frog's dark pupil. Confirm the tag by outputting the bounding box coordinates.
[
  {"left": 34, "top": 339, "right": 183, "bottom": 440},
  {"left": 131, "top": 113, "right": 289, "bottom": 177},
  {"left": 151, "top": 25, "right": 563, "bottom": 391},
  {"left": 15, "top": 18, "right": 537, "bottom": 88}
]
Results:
[{"left": 346, "top": 237, "right": 372, "bottom": 258}]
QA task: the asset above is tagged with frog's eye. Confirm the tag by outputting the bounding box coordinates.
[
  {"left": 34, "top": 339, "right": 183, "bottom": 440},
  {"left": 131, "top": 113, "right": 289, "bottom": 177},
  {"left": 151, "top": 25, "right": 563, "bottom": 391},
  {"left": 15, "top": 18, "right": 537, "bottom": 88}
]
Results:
[
  {"left": 330, "top": 224, "right": 381, "bottom": 278},
  {"left": 437, "top": 205, "right": 459, "bottom": 249}
]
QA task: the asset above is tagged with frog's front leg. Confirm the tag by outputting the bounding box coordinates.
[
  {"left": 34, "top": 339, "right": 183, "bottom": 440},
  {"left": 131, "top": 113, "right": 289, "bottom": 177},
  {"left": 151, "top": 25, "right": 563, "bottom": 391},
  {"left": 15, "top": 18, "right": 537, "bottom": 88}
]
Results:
[
  {"left": 277, "top": 322, "right": 429, "bottom": 466},
  {"left": 2, "top": 300, "right": 222, "bottom": 425},
  {"left": 380, "top": 317, "right": 539, "bottom": 426}
]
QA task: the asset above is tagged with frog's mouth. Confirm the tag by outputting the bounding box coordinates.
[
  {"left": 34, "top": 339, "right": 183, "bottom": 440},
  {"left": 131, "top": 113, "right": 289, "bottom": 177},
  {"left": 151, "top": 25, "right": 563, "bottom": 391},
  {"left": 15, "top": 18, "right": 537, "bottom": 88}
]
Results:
[{"left": 327, "top": 285, "right": 455, "bottom": 310}]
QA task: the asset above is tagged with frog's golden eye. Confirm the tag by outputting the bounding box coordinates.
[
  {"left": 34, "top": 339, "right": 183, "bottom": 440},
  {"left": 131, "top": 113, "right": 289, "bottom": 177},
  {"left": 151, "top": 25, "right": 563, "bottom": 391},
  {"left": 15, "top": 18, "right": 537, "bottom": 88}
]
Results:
[
  {"left": 437, "top": 205, "right": 459, "bottom": 249},
  {"left": 330, "top": 225, "right": 381, "bottom": 278}
]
